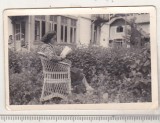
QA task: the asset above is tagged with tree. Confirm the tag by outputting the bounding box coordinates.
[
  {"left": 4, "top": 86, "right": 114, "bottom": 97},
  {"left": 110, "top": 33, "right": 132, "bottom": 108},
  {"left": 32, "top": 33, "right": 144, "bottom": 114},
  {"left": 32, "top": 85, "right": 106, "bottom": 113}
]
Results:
[{"left": 125, "top": 17, "right": 144, "bottom": 48}]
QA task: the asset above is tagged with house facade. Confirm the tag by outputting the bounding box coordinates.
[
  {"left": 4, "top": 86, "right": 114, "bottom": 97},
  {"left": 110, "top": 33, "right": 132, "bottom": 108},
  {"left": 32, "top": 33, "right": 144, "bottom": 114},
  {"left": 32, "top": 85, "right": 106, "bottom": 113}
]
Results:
[
  {"left": 108, "top": 13, "right": 150, "bottom": 48},
  {"left": 8, "top": 15, "right": 93, "bottom": 51},
  {"left": 8, "top": 13, "right": 150, "bottom": 51}
]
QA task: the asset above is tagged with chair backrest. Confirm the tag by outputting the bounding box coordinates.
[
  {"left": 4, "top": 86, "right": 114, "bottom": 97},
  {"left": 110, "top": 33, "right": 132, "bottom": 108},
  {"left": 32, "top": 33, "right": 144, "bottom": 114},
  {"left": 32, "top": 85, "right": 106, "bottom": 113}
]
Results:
[{"left": 37, "top": 52, "right": 68, "bottom": 73}]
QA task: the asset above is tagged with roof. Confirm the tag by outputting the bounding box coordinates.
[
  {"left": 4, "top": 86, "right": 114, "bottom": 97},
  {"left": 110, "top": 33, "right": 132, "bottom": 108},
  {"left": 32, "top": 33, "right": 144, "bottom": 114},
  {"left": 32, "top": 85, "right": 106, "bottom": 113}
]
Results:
[
  {"left": 126, "top": 14, "right": 150, "bottom": 24},
  {"left": 108, "top": 14, "right": 150, "bottom": 25},
  {"left": 108, "top": 17, "right": 127, "bottom": 25}
]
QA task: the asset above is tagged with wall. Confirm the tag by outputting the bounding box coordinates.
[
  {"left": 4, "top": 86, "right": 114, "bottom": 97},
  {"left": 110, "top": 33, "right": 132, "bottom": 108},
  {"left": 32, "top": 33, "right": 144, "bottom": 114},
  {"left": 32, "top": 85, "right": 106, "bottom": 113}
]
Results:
[
  {"left": 138, "top": 23, "right": 150, "bottom": 34},
  {"left": 109, "top": 19, "right": 126, "bottom": 40},
  {"left": 8, "top": 18, "right": 13, "bottom": 37},
  {"left": 109, "top": 26, "right": 125, "bottom": 40},
  {"left": 78, "top": 15, "right": 91, "bottom": 46},
  {"left": 100, "top": 24, "right": 109, "bottom": 47}
]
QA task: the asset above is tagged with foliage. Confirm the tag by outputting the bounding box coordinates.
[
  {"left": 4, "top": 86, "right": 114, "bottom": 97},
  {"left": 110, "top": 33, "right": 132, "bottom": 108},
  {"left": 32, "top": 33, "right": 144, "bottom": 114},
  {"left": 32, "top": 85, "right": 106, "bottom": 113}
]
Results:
[
  {"left": 9, "top": 72, "right": 43, "bottom": 105},
  {"left": 67, "top": 45, "right": 151, "bottom": 103},
  {"left": 9, "top": 49, "right": 43, "bottom": 105},
  {"left": 125, "top": 17, "right": 149, "bottom": 47},
  {"left": 9, "top": 49, "right": 42, "bottom": 74},
  {"left": 9, "top": 45, "right": 151, "bottom": 105}
]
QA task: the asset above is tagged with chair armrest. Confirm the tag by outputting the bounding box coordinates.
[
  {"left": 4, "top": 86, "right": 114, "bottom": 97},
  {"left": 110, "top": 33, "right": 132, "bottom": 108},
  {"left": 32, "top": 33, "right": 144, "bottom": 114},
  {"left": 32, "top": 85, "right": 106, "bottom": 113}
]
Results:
[
  {"left": 38, "top": 52, "right": 71, "bottom": 67},
  {"left": 37, "top": 52, "right": 48, "bottom": 59},
  {"left": 59, "top": 62, "right": 71, "bottom": 67}
]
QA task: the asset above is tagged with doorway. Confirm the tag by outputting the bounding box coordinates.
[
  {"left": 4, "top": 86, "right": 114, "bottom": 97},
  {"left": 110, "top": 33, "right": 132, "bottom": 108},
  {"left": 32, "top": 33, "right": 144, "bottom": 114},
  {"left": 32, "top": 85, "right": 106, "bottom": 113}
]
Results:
[{"left": 14, "top": 21, "right": 26, "bottom": 50}]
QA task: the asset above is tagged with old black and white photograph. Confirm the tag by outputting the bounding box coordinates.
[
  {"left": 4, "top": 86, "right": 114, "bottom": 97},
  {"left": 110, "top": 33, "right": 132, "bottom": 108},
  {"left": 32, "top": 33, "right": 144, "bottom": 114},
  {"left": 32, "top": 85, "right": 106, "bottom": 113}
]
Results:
[{"left": 4, "top": 7, "right": 158, "bottom": 110}]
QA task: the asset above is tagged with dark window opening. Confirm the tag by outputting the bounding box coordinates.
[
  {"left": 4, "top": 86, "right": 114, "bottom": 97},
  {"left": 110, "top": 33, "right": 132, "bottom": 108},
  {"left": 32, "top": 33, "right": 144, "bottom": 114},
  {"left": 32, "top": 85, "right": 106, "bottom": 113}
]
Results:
[
  {"left": 109, "top": 40, "right": 113, "bottom": 43},
  {"left": 70, "top": 27, "right": 73, "bottom": 43},
  {"left": 15, "top": 24, "right": 20, "bottom": 40},
  {"left": 21, "top": 21, "right": 25, "bottom": 46},
  {"left": 74, "top": 28, "right": 76, "bottom": 42},
  {"left": 65, "top": 26, "right": 67, "bottom": 42},
  {"left": 61, "top": 25, "right": 63, "bottom": 41},
  {"left": 35, "top": 21, "right": 40, "bottom": 40},
  {"left": 42, "top": 21, "right": 45, "bottom": 37},
  {"left": 54, "top": 24, "right": 57, "bottom": 32},
  {"left": 114, "top": 39, "right": 123, "bottom": 47},
  {"left": 117, "top": 26, "right": 123, "bottom": 32}
]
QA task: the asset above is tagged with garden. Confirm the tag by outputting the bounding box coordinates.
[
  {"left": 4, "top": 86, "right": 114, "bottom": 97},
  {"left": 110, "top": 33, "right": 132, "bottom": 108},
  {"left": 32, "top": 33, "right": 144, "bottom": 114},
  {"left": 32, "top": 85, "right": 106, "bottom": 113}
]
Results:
[{"left": 9, "top": 44, "right": 151, "bottom": 105}]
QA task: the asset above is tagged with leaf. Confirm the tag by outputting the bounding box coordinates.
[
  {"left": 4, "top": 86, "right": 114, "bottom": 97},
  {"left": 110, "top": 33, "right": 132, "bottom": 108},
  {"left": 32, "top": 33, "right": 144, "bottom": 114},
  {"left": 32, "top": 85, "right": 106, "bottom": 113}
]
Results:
[
  {"left": 135, "top": 59, "right": 141, "bottom": 64},
  {"left": 143, "top": 60, "right": 150, "bottom": 67},
  {"left": 130, "top": 64, "right": 137, "bottom": 69},
  {"left": 132, "top": 70, "right": 136, "bottom": 76}
]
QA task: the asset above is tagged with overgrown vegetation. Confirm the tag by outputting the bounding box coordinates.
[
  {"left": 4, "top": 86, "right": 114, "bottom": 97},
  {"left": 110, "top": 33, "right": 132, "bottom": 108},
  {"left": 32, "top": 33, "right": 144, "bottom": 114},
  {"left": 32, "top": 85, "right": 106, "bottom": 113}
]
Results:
[{"left": 9, "top": 44, "right": 151, "bottom": 105}]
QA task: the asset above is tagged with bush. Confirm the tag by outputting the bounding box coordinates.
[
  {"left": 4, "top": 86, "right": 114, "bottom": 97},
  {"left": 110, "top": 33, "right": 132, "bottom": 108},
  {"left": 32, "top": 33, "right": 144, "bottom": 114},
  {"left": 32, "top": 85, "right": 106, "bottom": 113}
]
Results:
[
  {"left": 9, "top": 49, "right": 43, "bottom": 105},
  {"left": 67, "top": 46, "right": 151, "bottom": 102},
  {"left": 9, "top": 72, "right": 43, "bottom": 105},
  {"left": 9, "top": 49, "right": 42, "bottom": 74},
  {"left": 9, "top": 45, "right": 151, "bottom": 104}
]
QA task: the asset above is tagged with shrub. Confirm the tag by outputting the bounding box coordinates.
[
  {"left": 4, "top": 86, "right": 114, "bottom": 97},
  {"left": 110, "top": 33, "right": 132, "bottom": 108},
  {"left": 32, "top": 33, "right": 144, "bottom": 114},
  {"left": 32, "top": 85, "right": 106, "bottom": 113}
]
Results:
[
  {"left": 9, "top": 49, "right": 42, "bottom": 74},
  {"left": 9, "top": 45, "right": 151, "bottom": 104},
  {"left": 67, "top": 45, "right": 151, "bottom": 102},
  {"left": 9, "top": 50, "right": 21, "bottom": 73},
  {"left": 9, "top": 72, "right": 43, "bottom": 105},
  {"left": 9, "top": 49, "right": 43, "bottom": 105}
]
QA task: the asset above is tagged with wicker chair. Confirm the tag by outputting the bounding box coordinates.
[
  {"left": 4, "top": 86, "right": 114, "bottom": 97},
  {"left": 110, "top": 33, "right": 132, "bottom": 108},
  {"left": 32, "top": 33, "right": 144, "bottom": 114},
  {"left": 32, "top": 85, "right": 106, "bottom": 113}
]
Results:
[{"left": 38, "top": 52, "right": 71, "bottom": 102}]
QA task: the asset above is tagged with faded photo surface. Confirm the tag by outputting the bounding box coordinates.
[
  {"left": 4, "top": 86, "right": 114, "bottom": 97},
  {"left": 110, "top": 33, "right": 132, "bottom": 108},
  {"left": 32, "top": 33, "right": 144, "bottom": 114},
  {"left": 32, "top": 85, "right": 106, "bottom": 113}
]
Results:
[{"left": 5, "top": 7, "right": 158, "bottom": 110}]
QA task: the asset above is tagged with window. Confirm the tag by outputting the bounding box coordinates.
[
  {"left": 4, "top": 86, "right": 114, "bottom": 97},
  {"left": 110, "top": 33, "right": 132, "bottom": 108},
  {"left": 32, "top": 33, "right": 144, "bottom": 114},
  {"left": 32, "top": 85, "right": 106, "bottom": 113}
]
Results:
[
  {"left": 21, "top": 22, "right": 25, "bottom": 46},
  {"left": 54, "top": 24, "right": 57, "bottom": 32},
  {"left": 74, "top": 28, "right": 76, "bottom": 42},
  {"left": 21, "top": 22, "right": 25, "bottom": 39},
  {"left": 93, "top": 25, "right": 97, "bottom": 44},
  {"left": 15, "top": 24, "right": 20, "bottom": 40},
  {"left": 70, "top": 27, "right": 73, "bottom": 43},
  {"left": 56, "top": 16, "right": 77, "bottom": 43},
  {"left": 65, "top": 26, "right": 67, "bottom": 42},
  {"left": 42, "top": 21, "right": 45, "bottom": 37},
  {"left": 114, "top": 39, "right": 123, "bottom": 48},
  {"left": 60, "top": 17, "right": 68, "bottom": 42},
  {"left": 109, "top": 40, "right": 113, "bottom": 44},
  {"left": 49, "top": 15, "right": 57, "bottom": 32},
  {"left": 61, "top": 16, "right": 67, "bottom": 25},
  {"left": 15, "top": 22, "right": 25, "bottom": 41},
  {"left": 115, "top": 41, "right": 122, "bottom": 46},
  {"left": 61, "top": 25, "right": 63, "bottom": 41},
  {"left": 35, "top": 21, "right": 40, "bottom": 40},
  {"left": 50, "top": 15, "right": 57, "bottom": 23},
  {"left": 35, "top": 16, "right": 46, "bottom": 40},
  {"left": 70, "top": 19, "right": 77, "bottom": 43},
  {"left": 71, "top": 19, "right": 76, "bottom": 26},
  {"left": 116, "top": 26, "right": 123, "bottom": 33},
  {"left": 35, "top": 15, "right": 45, "bottom": 20}
]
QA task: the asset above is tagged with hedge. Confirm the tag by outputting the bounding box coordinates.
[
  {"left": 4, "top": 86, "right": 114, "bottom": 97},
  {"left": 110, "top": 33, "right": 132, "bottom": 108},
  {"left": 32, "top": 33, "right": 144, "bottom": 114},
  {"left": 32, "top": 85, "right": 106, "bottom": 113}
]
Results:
[{"left": 9, "top": 44, "right": 151, "bottom": 104}]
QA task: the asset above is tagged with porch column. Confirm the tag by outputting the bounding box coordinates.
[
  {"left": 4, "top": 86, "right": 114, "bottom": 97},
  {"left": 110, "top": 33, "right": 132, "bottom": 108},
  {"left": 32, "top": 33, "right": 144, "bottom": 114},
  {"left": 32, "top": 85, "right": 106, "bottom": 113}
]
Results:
[
  {"left": 75, "top": 19, "right": 79, "bottom": 45},
  {"left": 96, "top": 26, "right": 100, "bottom": 45},
  {"left": 91, "top": 23, "right": 94, "bottom": 44},
  {"left": 27, "top": 16, "right": 31, "bottom": 51},
  {"left": 67, "top": 19, "right": 71, "bottom": 43},
  {"left": 57, "top": 16, "right": 61, "bottom": 43},
  {"left": 45, "top": 15, "right": 50, "bottom": 33},
  {"left": 28, "top": 16, "right": 35, "bottom": 50}
]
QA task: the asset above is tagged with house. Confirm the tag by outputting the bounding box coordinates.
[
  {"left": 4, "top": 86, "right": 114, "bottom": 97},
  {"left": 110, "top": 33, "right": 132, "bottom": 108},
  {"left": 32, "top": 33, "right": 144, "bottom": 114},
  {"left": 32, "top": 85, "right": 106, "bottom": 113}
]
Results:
[
  {"left": 8, "top": 13, "right": 150, "bottom": 51},
  {"left": 8, "top": 15, "right": 93, "bottom": 51},
  {"left": 107, "top": 13, "right": 150, "bottom": 48},
  {"left": 88, "top": 13, "right": 150, "bottom": 48}
]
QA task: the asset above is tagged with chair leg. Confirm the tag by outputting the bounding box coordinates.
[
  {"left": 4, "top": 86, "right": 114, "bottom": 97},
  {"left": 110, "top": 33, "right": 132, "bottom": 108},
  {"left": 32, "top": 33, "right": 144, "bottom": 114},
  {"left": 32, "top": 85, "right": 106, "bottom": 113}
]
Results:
[
  {"left": 68, "top": 82, "right": 72, "bottom": 94},
  {"left": 40, "top": 81, "right": 46, "bottom": 102}
]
